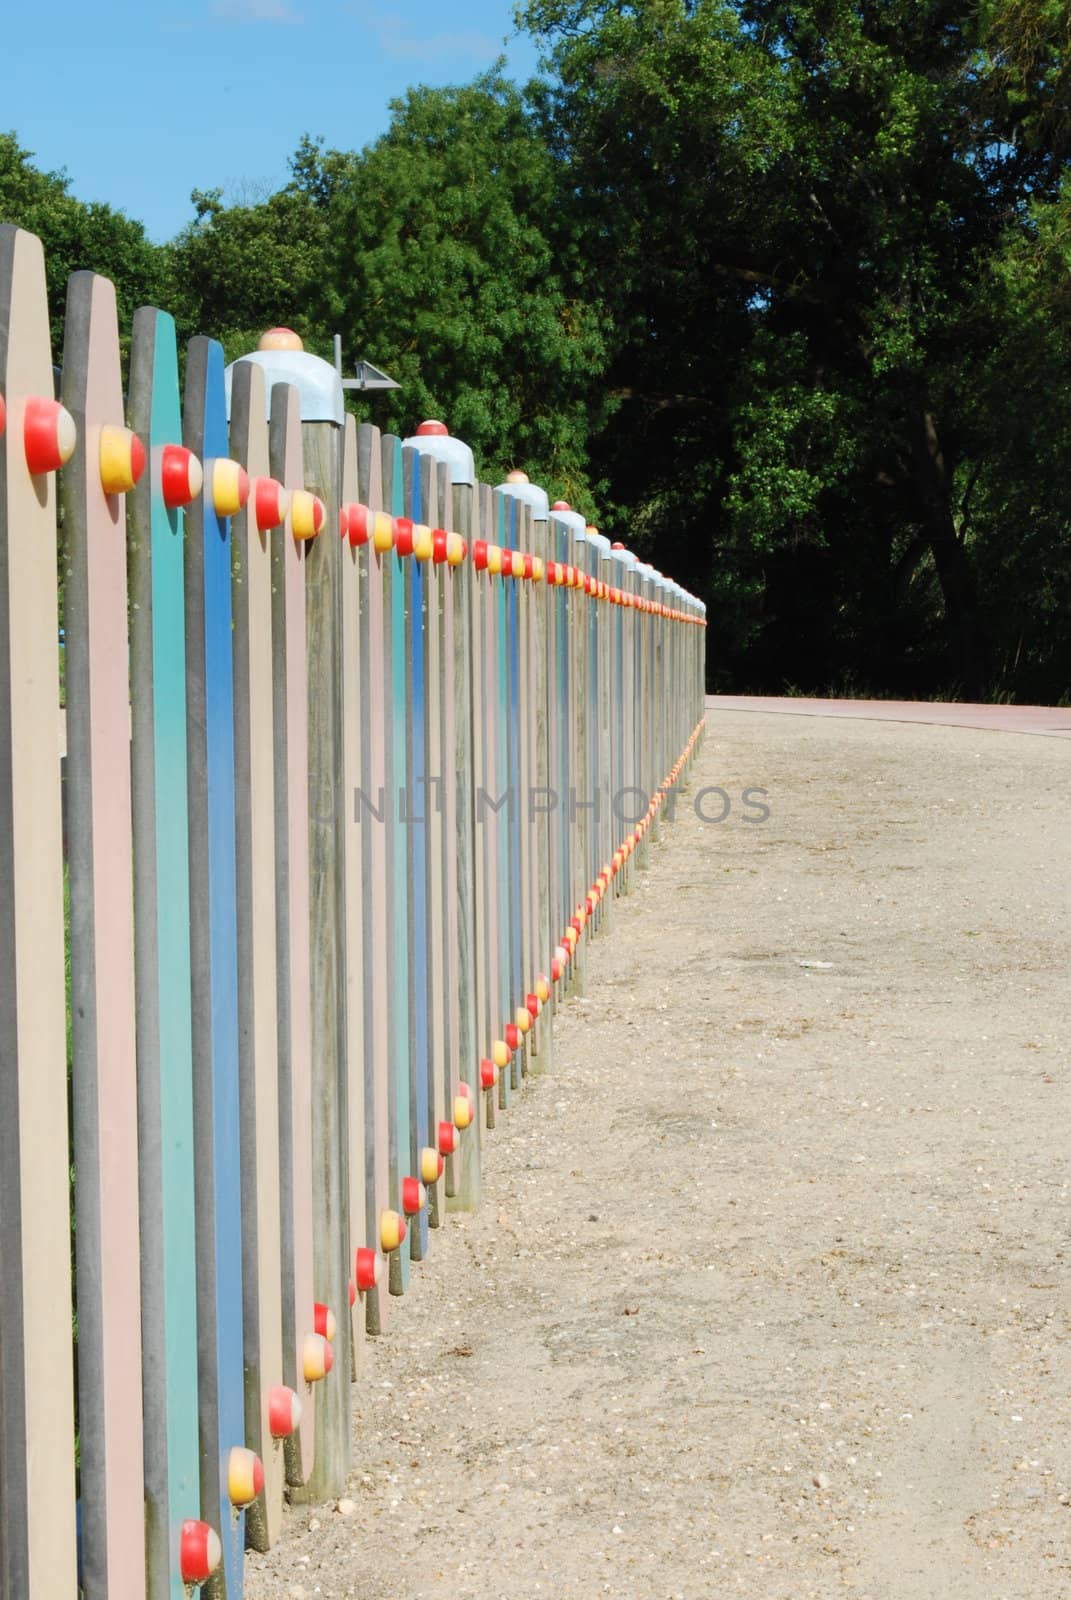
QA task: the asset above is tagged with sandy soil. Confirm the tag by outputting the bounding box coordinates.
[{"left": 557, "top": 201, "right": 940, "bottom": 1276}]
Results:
[{"left": 246, "top": 709, "right": 1070, "bottom": 1600}]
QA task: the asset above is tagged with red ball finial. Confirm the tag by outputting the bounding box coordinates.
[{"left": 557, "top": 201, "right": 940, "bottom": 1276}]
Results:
[{"left": 417, "top": 419, "right": 449, "bottom": 436}]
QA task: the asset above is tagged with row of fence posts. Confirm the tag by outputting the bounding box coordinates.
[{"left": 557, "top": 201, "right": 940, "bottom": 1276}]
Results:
[{"left": 0, "top": 225, "right": 706, "bottom": 1600}]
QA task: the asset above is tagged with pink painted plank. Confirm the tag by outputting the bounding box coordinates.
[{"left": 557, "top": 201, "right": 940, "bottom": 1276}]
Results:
[
  {"left": 0, "top": 223, "right": 78, "bottom": 1600},
  {"left": 61, "top": 269, "right": 145, "bottom": 1598}
]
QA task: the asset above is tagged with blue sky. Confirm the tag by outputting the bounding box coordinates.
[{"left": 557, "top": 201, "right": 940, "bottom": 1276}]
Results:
[{"left": 6, "top": 0, "right": 543, "bottom": 242}]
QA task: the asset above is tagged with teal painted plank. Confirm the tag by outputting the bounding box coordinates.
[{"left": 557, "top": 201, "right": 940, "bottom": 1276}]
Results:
[{"left": 128, "top": 307, "right": 202, "bottom": 1600}]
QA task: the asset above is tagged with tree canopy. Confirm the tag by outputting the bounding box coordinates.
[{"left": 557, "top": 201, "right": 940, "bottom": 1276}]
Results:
[
  {"left": 0, "top": 133, "right": 168, "bottom": 351},
  {"left": 2, "top": 2, "right": 1068, "bottom": 699},
  {"left": 518, "top": 0, "right": 1071, "bottom": 697}
]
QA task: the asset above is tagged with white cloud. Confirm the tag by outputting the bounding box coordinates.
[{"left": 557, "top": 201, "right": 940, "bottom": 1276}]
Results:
[
  {"left": 212, "top": 0, "right": 303, "bottom": 23},
  {"left": 354, "top": 6, "right": 501, "bottom": 62}
]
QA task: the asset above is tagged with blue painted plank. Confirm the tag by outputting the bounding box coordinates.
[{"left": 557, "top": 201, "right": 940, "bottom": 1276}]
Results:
[{"left": 183, "top": 337, "right": 247, "bottom": 1598}]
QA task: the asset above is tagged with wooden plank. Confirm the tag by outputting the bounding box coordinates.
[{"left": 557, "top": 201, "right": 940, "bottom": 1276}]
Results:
[
  {"left": 382, "top": 435, "right": 411, "bottom": 1295},
  {"left": 300, "top": 411, "right": 350, "bottom": 1499},
  {"left": 504, "top": 497, "right": 523, "bottom": 1076},
  {"left": 527, "top": 499, "right": 554, "bottom": 1073},
  {"left": 418, "top": 459, "right": 448, "bottom": 1224},
  {"left": 268, "top": 383, "right": 317, "bottom": 1487},
  {"left": 183, "top": 336, "right": 248, "bottom": 1597},
  {"left": 491, "top": 490, "right": 513, "bottom": 1107},
  {"left": 437, "top": 467, "right": 463, "bottom": 1199},
  {"left": 477, "top": 483, "right": 503, "bottom": 1121},
  {"left": 468, "top": 486, "right": 494, "bottom": 1133},
  {"left": 519, "top": 506, "right": 539, "bottom": 1068},
  {"left": 622, "top": 551, "right": 639, "bottom": 896},
  {"left": 573, "top": 523, "right": 590, "bottom": 993},
  {"left": 0, "top": 223, "right": 78, "bottom": 1600},
  {"left": 61, "top": 269, "right": 145, "bottom": 1599},
  {"left": 228, "top": 360, "right": 285, "bottom": 1552},
  {"left": 435, "top": 463, "right": 460, "bottom": 1169},
  {"left": 355, "top": 424, "right": 391, "bottom": 1335},
  {"left": 402, "top": 447, "right": 431, "bottom": 1255},
  {"left": 339, "top": 415, "right": 367, "bottom": 1373},
  {"left": 551, "top": 512, "right": 573, "bottom": 986},
  {"left": 542, "top": 514, "right": 564, "bottom": 1002},
  {"left": 449, "top": 479, "right": 480, "bottom": 1204},
  {"left": 128, "top": 304, "right": 202, "bottom": 1600},
  {"left": 512, "top": 504, "right": 530, "bottom": 1077},
  {"left": 609, "top": 551, "right": 626, "bottom": 898}
]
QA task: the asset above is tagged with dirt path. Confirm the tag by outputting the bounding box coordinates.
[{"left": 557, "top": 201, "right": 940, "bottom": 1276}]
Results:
[{"left": 247, "top": 710, "right": 1070, "bottom": 1600}]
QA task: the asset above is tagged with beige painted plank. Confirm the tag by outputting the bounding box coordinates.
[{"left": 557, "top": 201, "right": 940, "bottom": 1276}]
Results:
[
  {"left": 339, "top": 414, "right": 367, "bottom": 1371},
  {"left": 0, "top": 224, "right": 78, "bottom": 1599},
  {"left": 268, "top": 384, "right": 317, "bottom": 1486},
  {"left": 229, "top": 360, "right": 286, "bottom": 1550}
]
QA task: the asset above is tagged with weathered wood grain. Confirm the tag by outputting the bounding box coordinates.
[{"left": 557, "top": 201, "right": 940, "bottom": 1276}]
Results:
[
  {"left": 128, "top": 303, "right": 202, "bottom": 1600},
  {"left": 228, "top": 360, "right": 285, "bottom": 1552},
  {"left": 268, "top": 384, "right": 317, "bottom": 1488},
  {"left": 0, "top": 223, "right": 78, "bottom": 1600},
  {"left": 61, "top": 269, "right": 145, "bottom": 1599}
]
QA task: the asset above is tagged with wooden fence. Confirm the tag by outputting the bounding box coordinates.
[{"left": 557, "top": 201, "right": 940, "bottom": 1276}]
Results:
[{"left": 0, "top": 225, "right": 706, "bottom": 1599}]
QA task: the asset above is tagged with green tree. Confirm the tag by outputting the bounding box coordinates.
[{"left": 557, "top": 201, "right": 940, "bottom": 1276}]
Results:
[
  {"left": 518, "top": 0, "right": 1071, "bottom": 697},
  {"left": 166, "top": 173, "right": 343, "bottom": 361},
  {"left": 314, "top": 70, "right": 615, "bottom": 502},
  {"left": 169, "top": 76, "right": 615, "bottom": 503},
  {"left": 0, "top": 132, "right": 168, "bottom": 355}
]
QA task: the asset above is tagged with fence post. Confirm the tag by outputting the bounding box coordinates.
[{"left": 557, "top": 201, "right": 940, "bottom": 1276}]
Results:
[
  {"left": 0, "top": 223, "right": 78, "bottom": 1600},
  {"left": 498, "top": 474, "right": 554, "bottom": 1073},
  {"left": 400, "top": 443, "right": 432, "bottom": 1252},
  {"left": 339, "top": 414, "right": 367, "bottom": 1375},
  {"left": 407, "top": 423, "right": 480, "bottom": 1203},
  {"left": 355, "top": 423, "right": 393, "bottom": 1334},
  {"left": 182, "top": 335, "right": 249, "bottom": 1594},
  {"left": 61, "top": 268, "right": 146, "bottom": 1599},
  {"left": 381, "top": 433, "right": 413, "bottom": 1292},
  {"left": 471, "top": 482, "right": 500, "bottom": 1130},
  {"left": 266, "top": 380, "right": 318, "bottom": 1488},
  {"left": 296, "top": 354, "right": 351, "bottom": 1496},
  {"left": 227, "top": 358, "right": 286, "bottom": 1552},
  {"left": 128, "top": 303, "right": 203, "bottom": 1600}
]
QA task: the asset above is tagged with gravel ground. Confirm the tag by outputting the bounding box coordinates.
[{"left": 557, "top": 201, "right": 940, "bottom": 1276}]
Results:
[{"left": 246, "top": 709, "right": 1070, "bottom": 1600}]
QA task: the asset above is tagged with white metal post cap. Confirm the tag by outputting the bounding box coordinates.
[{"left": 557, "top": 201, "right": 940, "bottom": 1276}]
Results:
[{"left": 403, "top": 420, "right": 476, "bottom": 486}]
